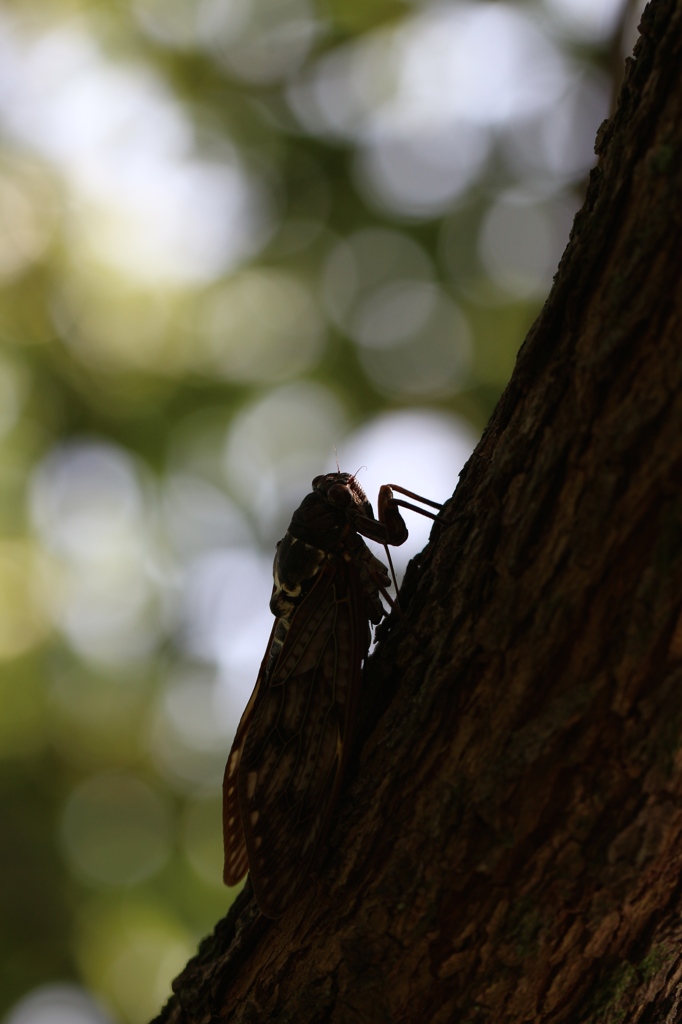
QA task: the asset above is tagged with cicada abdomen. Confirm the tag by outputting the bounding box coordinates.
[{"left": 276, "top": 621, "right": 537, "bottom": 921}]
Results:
[{"left": 223, "top": 472, "right": 441, "bottom": 918}]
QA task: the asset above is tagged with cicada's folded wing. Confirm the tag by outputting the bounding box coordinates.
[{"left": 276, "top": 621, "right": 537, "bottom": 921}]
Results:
[
  {"left": 237, "top": 559, "right": 369, "bottom": 918},
  {"left": 222, "top": 623, "right": 276, "bottom": 887}
]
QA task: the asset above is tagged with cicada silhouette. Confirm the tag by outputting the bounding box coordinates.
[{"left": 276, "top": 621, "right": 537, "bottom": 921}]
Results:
[{"left": 223, "top": 471, "right": 441, "bottom": 918}]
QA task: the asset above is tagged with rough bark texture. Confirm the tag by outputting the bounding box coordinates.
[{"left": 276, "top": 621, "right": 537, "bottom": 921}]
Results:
[{"left": 152, "top": 1, "right": 682, "bottom": 1020}]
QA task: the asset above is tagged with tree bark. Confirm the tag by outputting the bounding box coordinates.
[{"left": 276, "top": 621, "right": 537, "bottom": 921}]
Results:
[{"left": 152, "top": 1, "right": 682, "bottom": 1020}]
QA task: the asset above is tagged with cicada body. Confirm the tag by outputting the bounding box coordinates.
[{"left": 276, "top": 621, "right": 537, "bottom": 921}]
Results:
[{"left": 222, "top": 471, "right": 440, "bottom": 918}]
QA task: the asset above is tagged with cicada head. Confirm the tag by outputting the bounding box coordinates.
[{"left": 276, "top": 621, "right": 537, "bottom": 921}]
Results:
[{"left": 311, "top": 472, "right": 375, "bottom": 521}]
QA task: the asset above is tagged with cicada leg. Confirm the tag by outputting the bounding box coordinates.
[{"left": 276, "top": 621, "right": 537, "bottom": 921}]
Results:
[{"left": 374, "top": 485, "right": 444, "bottom": 602}]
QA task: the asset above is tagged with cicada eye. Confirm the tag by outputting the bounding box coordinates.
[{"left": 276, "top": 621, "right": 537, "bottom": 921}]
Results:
[{"left": 328, "top": 482, "right": 353, "bottom": 505}]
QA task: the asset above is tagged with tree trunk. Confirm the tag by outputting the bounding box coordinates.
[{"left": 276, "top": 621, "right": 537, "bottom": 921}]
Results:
[{"left": 152, "top": 1, "right": 682, "bottom": 1020}]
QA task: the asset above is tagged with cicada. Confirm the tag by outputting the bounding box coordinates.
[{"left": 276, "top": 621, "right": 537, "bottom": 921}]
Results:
[{"left": 223, "top": 472, "right": 441, "bottom": 918}]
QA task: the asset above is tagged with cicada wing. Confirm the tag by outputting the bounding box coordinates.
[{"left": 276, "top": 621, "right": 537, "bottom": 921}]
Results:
[
  {"left": 222, "top": 622, "right": 277, "bottom": 887},
  {"left": 238, "top": 559, "right": 369, "bottom": 918}
]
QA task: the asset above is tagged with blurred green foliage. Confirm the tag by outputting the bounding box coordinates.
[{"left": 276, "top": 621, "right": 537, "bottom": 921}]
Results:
[{"left": 0, "top": 0, "right": 630, "bottom": 1020}]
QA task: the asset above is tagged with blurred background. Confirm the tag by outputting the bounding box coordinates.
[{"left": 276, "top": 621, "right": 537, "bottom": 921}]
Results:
[{"left": 0, "top": 0, "right": 641, "bottom": 1020}]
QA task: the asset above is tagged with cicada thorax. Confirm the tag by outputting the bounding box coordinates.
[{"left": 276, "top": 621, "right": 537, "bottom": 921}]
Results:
[{"left": 223, "top": 470, "right": 439, "bottom": 917}]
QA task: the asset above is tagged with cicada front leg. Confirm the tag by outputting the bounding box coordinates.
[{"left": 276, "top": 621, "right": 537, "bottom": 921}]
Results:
[
  {"left": 353, "top": 484, "right": 443, "bottom": 604},
  {"left": 355, "top": 484, "right": 442, "bottom": 548},
  {"left": 378, "top": 484, "right": 442, "bottom": 545}
]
